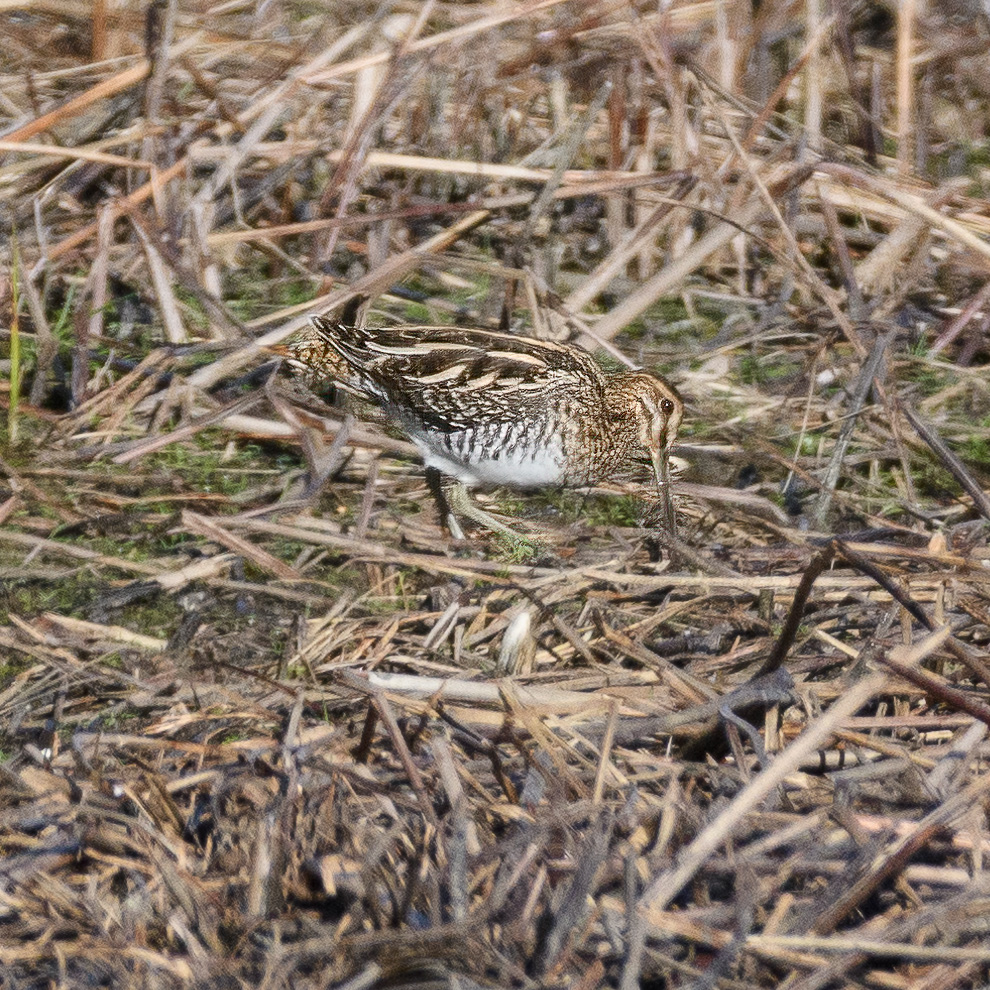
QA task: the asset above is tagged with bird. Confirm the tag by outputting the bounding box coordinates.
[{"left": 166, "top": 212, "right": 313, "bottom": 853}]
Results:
[{"left": 269, "top": 316, "right": 683, "bottom": 540}]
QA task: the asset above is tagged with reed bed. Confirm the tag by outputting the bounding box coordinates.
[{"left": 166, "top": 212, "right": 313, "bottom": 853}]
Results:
[{"left": 2, "top": 2, "right": 990, "bottom": 988}]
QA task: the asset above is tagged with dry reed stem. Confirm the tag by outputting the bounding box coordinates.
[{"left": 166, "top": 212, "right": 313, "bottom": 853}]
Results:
[{"left": 3, "top": 3, "right": 990, "bottom": 987}]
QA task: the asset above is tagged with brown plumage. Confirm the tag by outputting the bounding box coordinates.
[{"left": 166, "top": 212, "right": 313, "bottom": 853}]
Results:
[{"left": 270, "top": 317, "right": 683, "bottom": 538}]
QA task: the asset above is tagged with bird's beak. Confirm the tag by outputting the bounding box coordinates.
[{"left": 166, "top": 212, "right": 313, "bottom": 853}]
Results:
[{"left": 650, "top": 443, "right": 676, "bottom": 535}]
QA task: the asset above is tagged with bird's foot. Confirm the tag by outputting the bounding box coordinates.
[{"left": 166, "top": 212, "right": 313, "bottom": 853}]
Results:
[
  {"left": 431, "top": 478, "right": 563, "bottom": 564},
  {"left": 489, "top": 528, "right": 550, "bottom": 563},
  {"left": 442, "top": 482, "right": 527, "bottom": 541}
]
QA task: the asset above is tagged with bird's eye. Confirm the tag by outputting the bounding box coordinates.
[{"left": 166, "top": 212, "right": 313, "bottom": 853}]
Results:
[{"left": 661, "top": 398, "right": 675, "bottom": 415}]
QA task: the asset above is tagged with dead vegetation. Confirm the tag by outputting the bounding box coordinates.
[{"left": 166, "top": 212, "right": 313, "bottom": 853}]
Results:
[{"left": 2, "top": 1, "right": 990, "bottom": 988}]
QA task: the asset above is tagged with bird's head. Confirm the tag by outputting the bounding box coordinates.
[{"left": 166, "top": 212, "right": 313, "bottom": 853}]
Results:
[{"left": 612, "top": 373, "right": 683, "bottom": 531}]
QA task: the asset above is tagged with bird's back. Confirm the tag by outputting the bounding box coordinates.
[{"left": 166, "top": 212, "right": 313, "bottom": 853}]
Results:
[{"left": 301, "top": 319, "right": 604, "bottom": 418}]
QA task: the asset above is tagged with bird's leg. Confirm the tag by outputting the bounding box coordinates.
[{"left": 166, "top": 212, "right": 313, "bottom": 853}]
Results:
[
  {"left": 426, "top": 467, "right": 467, "bottom": 540},
  {"left": 425, "top": 466, "right": 533, "bottom": 541},
  {"left": 444, "top": 482, "right": 531, "bottom": 541},
  {"left": 425, "top": 466, "right": 465, "bottom": 538}
]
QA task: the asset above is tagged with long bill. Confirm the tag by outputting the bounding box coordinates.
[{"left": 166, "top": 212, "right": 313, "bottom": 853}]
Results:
[{"left": 650, "top": 446, "right": 677, "bottom": 536}]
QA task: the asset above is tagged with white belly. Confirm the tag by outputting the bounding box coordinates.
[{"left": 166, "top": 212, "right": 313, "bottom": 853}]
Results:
[{"left": 416, "top": 439, "right": 567, "bottom": 488}]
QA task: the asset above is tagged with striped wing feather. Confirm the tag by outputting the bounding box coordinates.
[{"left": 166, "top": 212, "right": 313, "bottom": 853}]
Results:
[{"left": 307, "top": 318, "right": 605, "bottom": 429}]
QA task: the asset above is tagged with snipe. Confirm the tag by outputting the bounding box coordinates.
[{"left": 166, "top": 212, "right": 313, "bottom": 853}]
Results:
[{"left": 270, "top": 317, "right": 683, "bottom": 539}]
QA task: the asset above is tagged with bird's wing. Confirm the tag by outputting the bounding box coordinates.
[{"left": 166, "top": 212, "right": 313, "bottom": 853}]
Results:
[{"left": 306, "top": 319, "right": 606, "bottom": 429}]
